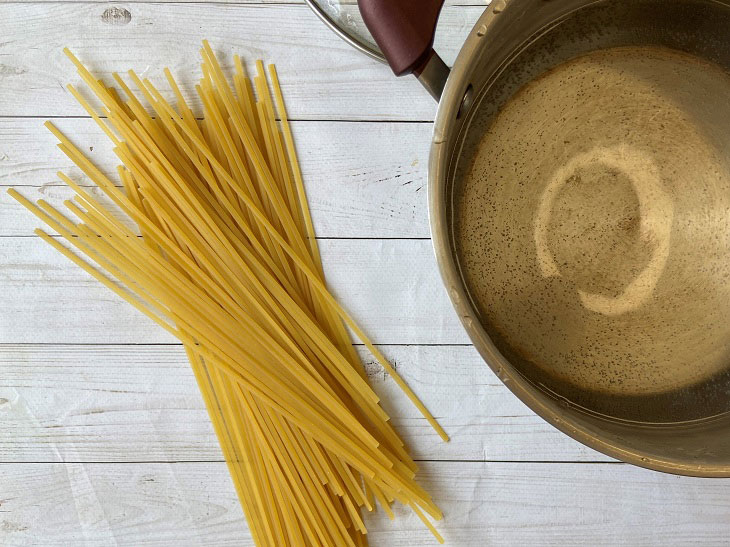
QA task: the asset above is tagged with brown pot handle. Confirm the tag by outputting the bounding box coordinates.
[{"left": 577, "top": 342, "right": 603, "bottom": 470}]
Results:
[
  {"left": 358, "top": 0, "right": 449, "bottom": 99},
  {"left": 358, "top": 0, "right": 445, "bottom": 76}
]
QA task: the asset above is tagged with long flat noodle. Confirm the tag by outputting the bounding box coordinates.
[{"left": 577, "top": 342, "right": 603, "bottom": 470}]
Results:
[{"left": 9, "top": 43, "right": 447, "bottom": 546}]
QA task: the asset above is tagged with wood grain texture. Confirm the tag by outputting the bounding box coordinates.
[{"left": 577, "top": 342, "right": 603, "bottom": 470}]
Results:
[
  {"left": 0, "top": 118, "right": 431, "bottom": 238},
  {"left": 0, "top": 344, "right": 605, "bottom": 463},
  {"left": 2, "top": 461, "right": 730, "bottom": 546},
  {"left": 0, "top": 3, "right": 480, "bottom": 119},
  {"left": 1, "top": 1, "right": 722, "bottom": 544},
  {"left": 0, "top": 237, "right": 471, "bottom": 344}
]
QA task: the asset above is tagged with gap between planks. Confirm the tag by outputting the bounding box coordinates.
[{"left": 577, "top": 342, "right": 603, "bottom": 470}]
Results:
[
  {"left": 0, "top": 116, "right": 435, "bottom": 124},
  {"left": 0, "top": 342, "right": 471, "bottom": 346},
  {"left": 0, "top": 460, "right": 625, "bottom": 465}
]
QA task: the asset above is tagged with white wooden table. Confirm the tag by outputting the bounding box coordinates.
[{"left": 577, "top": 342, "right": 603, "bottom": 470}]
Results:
[{"left": 1, "top": 1, "right": 730, "bottom": 545}]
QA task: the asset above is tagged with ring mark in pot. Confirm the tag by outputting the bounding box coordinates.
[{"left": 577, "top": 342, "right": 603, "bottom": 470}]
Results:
[{"left": 535, "top": 144, "right": 674, "bottom": 316}]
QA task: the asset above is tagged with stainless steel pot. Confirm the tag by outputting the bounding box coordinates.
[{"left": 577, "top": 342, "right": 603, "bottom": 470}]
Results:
[{"left": 310, "top": 0, "right": 730, "bottom": 476}]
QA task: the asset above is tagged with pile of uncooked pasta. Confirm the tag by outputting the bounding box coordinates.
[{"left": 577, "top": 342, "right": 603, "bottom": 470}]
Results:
[{"left": 10, "top": 42, "right": 446, "bottom": 546}]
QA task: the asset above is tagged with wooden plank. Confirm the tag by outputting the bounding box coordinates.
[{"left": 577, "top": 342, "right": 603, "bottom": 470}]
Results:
[
  {"left": 2, "top": 461, "right": 729, "bottom": 546},
  {"left": 0, "top": 344, "right": 604, "bottom": 463},
  {"left": 0, "top": 462, "right": 250, "bottom": 546},
  {"left": 0, "top": 236, "right": 471, "bottom": 344},
  {"left": 0, "top": 3, "right": 480, "bottom": 120},
  {"left": 0, "top": 118, "right": 431, "bottom": 238}
]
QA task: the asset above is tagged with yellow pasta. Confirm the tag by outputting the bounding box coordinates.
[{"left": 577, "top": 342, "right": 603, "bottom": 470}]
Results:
[{"left": 9, "top": 42, "right": 447, "bottom": 545}]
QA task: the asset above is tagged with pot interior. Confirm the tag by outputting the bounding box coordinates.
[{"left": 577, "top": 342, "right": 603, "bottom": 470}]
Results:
[{"left": 444, "top": 0, "right": 730, "bottom": 471}]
